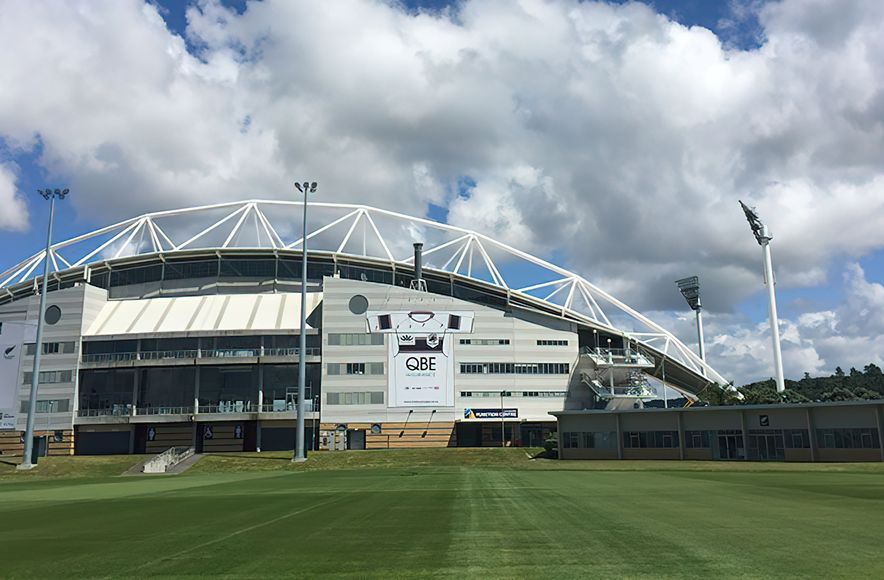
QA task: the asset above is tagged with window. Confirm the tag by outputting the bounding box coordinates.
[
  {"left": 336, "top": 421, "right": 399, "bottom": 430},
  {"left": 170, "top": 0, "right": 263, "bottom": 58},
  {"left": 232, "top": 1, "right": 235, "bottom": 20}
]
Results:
[
  {"left": 22, "top": 370, "right": 73, "bottom": 385},
  {"left": 326, "top": 392, "right": 384, "bottom": 405},
  {"left": 563, "top": 432, "right": 579, "bottom": 448},
  {"left": 582, "top": 431, "right": 616, "bottom": 449},
  {"left": 19, "top": 399, "right": 71, "bottom": 414},
  {"left": 623, "top": 431, "right": 679, "bottom": 448},
  {"left": 685, "top": 430, "right": 710, "bottom": 448},
  {"left": 459, "top": 339, "right": 510, "bottom": 345},
  {"left": 328, "top": 333, "right": 384, "bottom": 346},
  {"left": 537, "top": 339, "right": 569, "bottom": 346},
  {"left": 784, "top": 429, "right": 810, "bottom": 449},
  {"left": 327, "top": 362, "right": 384, "bottom": 376},
  {"left": 25, "top": 342, "right": 77, "bottom": 356},
  {"left": 459, "top": 362, "right": 570, "bottom": 375},
  {"left": 816, "top": 428, "right": 880, "bottom": 449}
]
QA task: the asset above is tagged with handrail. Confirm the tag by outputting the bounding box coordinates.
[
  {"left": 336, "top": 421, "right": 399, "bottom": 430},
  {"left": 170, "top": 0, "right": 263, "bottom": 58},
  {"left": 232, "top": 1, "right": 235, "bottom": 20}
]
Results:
[{"left": 82, "top": 346, "right": 319, "bottom": 364}]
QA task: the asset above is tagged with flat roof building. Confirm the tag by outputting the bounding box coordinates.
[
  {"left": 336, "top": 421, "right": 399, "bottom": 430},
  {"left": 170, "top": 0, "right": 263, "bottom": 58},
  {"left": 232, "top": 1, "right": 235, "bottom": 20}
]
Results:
[{"left": 552, "top": 400, "right": 884, "bottom": 462}]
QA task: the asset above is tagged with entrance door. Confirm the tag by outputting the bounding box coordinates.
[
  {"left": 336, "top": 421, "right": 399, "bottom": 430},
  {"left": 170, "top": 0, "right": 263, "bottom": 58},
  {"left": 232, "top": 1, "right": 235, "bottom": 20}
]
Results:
[
  {"left": 749, "top": 433, "right": 784, "bottom": 461},
  {"left": 347, "top": 429, "right": 365, "bottom": 450},
  {"left": 716, "top": 434, "right": 744, "bottom": 460},
  {"left": 521, "top": 426, "right": 544, "bottom": 448}
]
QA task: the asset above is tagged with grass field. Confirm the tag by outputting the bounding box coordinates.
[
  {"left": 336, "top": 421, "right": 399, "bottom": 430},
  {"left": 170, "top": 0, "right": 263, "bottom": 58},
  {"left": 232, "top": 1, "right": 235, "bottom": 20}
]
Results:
[{"left": 2, "top": 449, "right": 883, "bottom": 578}]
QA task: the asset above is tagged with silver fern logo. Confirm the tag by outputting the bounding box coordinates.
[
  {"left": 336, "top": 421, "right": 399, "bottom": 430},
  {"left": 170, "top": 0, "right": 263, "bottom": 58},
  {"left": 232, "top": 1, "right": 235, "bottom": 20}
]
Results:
[{"left": 3, "top": 345, "right": 15, "bottom": 360}]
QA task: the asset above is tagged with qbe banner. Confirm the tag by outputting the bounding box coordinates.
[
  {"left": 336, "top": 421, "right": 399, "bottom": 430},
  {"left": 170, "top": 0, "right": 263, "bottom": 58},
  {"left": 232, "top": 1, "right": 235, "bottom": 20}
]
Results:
[
  {"left": 0, "top": 321, "right": 36, "bottom": 430},
  {"left": 366, "top": 310, "right": 474, "bottom": 407}
]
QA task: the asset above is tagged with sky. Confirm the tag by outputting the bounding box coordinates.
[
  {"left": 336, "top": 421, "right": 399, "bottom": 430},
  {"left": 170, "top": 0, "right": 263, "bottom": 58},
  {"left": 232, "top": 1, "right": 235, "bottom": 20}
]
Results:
[{"left": 0, "top": 0, "right": 883, "bottom": 385}]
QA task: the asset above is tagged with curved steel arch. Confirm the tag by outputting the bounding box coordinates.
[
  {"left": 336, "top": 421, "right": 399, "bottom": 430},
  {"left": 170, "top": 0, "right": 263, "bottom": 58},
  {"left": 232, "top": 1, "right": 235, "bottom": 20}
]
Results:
[{"left": 0, "top": 199, "right": 729, "bottom": 386}]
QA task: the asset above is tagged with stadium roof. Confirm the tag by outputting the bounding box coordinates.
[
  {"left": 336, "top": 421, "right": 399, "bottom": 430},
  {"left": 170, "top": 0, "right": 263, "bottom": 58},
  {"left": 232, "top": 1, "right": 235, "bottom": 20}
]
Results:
[{"left": 0, "top": 199, "right": 729, "bottom": 387}]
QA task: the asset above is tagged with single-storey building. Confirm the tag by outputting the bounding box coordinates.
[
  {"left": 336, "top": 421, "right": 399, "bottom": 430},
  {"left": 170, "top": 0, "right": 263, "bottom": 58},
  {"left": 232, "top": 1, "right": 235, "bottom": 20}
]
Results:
[{"left": 552, "top": 400, "right": 884, "bottom": 462}]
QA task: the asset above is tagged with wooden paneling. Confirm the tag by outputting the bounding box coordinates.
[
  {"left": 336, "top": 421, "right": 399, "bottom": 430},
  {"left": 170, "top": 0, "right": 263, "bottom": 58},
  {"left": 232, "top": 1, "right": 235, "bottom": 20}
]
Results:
[
  {"left": 321, "top": 421, "right": 456, "bottom": 449},
  {"left": 0, "top": 430, "right": 74, "bottom": 457},
  {"left": 145, "top": 423, "right": 193, "bottom": 454},
  {"left": 199, "top": 423, "right": 246, "bottom": 453}
]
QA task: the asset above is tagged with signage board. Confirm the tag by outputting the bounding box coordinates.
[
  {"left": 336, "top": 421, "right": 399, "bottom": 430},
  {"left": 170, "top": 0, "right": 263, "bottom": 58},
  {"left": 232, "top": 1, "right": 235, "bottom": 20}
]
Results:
[{"left": 366, "top": 310, "right": 474, "bottom": 407}]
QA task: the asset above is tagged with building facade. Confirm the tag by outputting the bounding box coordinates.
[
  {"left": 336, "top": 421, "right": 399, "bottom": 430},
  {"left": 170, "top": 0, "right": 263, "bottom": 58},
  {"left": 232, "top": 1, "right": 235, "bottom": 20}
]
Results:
[
  {"left": 553, "top": 401, "right": 884, "bottom": 462},
  {"left": 0, "top": 201, "right": 727, "bottom": 456}
]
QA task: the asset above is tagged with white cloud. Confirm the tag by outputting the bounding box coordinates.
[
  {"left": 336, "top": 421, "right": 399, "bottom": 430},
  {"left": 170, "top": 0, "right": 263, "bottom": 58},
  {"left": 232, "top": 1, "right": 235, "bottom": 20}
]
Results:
[
  {"left": 0, "top": 0, "right": 883, "bottom": 382},
  {"left": 0, "top": 163, "right": 28, "bottom": 232}
]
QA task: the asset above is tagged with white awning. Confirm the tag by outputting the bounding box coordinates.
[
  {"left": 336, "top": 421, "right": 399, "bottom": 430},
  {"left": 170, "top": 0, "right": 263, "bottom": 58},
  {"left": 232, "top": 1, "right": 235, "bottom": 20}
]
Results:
[{"left": 84, "top": 293, "right": 321, "bottom": 337}]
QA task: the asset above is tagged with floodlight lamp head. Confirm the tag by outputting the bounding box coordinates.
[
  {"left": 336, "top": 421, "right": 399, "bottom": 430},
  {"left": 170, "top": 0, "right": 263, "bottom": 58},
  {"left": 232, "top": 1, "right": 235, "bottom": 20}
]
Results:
[
  {"left": 675, "top": 276, "right": 701, "bottom": 310},
  {"left": 309, "top": 181, "right": 317, "bottom": 193},
  {"left": 294, "top": 182, "right": 303, "bottom": 193},
  {"left": 38, "top": 189, "right": 50, "bottom": 200},
  {"left": 739, "top": 200, "right": 768, "bottom": 245}
]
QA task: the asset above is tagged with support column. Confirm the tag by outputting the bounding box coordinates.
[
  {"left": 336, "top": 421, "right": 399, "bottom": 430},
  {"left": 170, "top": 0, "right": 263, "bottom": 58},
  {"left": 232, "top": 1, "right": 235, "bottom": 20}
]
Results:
[
  {"left": 132, "top": 370, "right": 140, "bottom": 417},
  {"left": 257, "top": 364, "right": 264, "bottom": 452},
  {"left": 806, "top": 407, "right": 817, "bottom": 462},
  {"left": 193, "top": 366, "right": 200, "bottom": 415},
  {"left": 615, "top": 413, "right": 623, "bottom": 460},
  {"left": 677, "top": 411, "right": 685, "bottom": 461},
  {"left": 875, "top": 404, "right": 884, "bottom": 463},
  {"left": 740, "top": 410, "right": 749, "bottom": 461}
]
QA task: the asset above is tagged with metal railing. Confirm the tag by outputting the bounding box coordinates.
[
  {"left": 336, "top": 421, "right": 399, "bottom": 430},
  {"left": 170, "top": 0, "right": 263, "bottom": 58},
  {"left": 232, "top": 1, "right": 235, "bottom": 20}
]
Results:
[
  {"left": 197, "top": 402, "right": 258, "bottom": 414},
  {"left": 263, "top": 347, "right": 320, "bottom": 357},
  {"left": 140, "top": 350, "right": 200, "bottom": 360},
  {"left": 580, "top": 371, "right": 657, "bottom": 399},
  {"left": 260, "top": 400, "right": 316, "bottom": 413},
  {"left": 78, "top": 405, "right": 132, "bottom": 417},
  {"left": 581, "top": 347, "right": 654, "bottom": 367},
  {"left": 83, "top": 347, "right": 320, "bottom": 364},
  {"left": 137, "top": 406, "right": 193, "bottom": 415}
]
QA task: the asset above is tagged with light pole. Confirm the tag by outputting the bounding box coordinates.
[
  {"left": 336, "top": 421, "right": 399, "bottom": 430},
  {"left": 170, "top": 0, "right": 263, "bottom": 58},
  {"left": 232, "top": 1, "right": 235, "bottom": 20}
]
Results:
[
  {"left": 293, "top": 181, "right": 317, "bottom": 462},
  {"left": 675, "top": 276, "right": 705, "bottom": 366},
  {"left": 18, "top": 188, "right": 68, "bottom": 470},
  {"left": 500, "top": 390, "right": 506, "bottom": 448},
  {"left": 740, "top": 200, "right": 785, "bottom": 393}
]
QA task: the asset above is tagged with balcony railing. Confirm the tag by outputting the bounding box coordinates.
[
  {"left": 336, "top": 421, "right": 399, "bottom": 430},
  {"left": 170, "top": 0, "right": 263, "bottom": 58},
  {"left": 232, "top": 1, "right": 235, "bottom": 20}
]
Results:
[
  {"left": 581, "top": 347, "right": 654, "bottom": 367},
  {"left": 197, "top": 402, "right": 258, "bottom": 414},
  {"left": 82, "top": 347, "right": 320, "bottom": 364},
  {"left": 260, "top": 400, "right": 317, "bottom": 413},
  {"left": 137, "top": 406, "right": 194, "bottom": 415},
  {"left": 77, "top": 405, "right": 133, "bottom": 417}
]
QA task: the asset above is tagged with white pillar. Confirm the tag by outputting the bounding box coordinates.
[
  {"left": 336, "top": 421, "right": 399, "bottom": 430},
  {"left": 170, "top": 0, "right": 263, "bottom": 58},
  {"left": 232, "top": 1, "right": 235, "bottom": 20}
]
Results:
[{"left": 761, "top": 226, "right": 785, "bottom": 393}]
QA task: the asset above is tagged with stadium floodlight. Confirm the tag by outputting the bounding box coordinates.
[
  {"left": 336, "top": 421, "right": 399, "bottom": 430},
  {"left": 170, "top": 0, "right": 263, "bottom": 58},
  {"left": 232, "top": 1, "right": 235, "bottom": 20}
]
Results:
[
  {"left": 293, "top": 181, "right": 317, "bottom": 462},
  {"left": 740, "top": 200, "right": 785, "bottom": 393},
  {"left": 675, "top": 276, "right": 705, "bottom": 365},
  {"left": 18, "top": 188, "right": 68, "bottom": 470}
]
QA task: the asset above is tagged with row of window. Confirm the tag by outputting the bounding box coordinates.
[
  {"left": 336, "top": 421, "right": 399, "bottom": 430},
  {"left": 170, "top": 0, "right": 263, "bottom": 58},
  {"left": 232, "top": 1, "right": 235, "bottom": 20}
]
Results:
[
  {"left": 19, "top": 399, "right": 71, "bottom": 413},
  {"left": 565, "top": 428, "right": 880, "bottom": 451},
  {"left": 22, "top": 370, "right": 74, "bottom": 385},
  {"left": 563, "top": 431, "right": 618, "bottom": 449},
  {"left": 537, "top": 339, "right": 569, "bottom": 346},
  {"left": 326, "top": 392, "right": 385, "bottom": 405},
  {"left": 817, "top": 428, "right": 879, "bottom": 449},
  {"left": 625, "top": 431, "right": 680, "bottom": 449},
  {"left": 459, "top": 391, "right": 567, "bottom": 398},
  {"left": 25, "top": 342, "right": 77, "bottom": 356},
  {"left": 326, "top": 362, "right": 385, "bottom": 376},
  {"left": 459, "top": 339, "right": 510, "bottom": 345},
  {"left": 327, "top": 333, "right": 384, "bottom": 346},
  {"left": 459, "top": 362, "right": 570, "bottom": 375}
]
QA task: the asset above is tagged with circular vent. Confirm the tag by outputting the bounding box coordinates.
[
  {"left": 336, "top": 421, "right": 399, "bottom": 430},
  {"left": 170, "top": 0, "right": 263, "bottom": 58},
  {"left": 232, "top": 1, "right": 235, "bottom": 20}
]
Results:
[
  {"left": 348, "top": 294, "right": 369, "bottom": 315},
  {"left": 44, "top": 305, "right": 62, "bottom": 325}
]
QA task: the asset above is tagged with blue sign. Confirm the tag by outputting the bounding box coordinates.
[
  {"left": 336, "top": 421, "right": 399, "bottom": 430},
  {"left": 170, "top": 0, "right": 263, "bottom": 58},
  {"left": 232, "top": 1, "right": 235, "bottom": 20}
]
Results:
[{"left": 464, "top": 408, "right": 518, "bottom": 419}]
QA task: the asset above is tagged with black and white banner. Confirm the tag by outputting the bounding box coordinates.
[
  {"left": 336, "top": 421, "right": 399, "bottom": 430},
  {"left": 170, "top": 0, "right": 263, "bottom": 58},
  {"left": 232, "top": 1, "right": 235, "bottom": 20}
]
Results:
[
  {"left": 0, "top": 321, "right": 35, "bottom": 430},
  {"left": 366, "top": 310, "right": 474, "bottom": 407}
]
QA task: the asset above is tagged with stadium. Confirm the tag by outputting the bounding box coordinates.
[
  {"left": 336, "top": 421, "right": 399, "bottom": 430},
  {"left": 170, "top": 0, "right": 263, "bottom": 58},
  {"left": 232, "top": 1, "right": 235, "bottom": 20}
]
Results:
[{"left": 0, "top": 200, "right": 728, "bottom": 456}]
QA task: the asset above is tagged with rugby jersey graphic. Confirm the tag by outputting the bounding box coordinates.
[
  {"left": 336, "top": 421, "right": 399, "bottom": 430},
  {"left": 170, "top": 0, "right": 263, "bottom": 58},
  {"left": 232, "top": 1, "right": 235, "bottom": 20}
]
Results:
[{"left": 366, "top": 310, "right": 474, "bottom": 407}]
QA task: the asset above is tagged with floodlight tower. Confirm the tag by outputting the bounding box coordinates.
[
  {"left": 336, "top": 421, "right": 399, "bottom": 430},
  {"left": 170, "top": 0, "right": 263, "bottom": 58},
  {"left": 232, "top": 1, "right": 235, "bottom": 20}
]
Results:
[
  {"left": 675, "top": 276, "right": 705, "bottom": 364},
  {"left": 740, "top": 200, "right": 785, "bottom": 393},
  {"left": 293, "top": 181, "right": 317, "bottom": 462},
  {"left": 19, "top": 188, "right": 68, "bottom": 470}
]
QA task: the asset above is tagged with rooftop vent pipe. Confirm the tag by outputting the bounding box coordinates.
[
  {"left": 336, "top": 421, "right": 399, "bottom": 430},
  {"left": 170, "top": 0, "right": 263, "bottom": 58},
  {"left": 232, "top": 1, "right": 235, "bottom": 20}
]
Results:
[{"left": 410, "top": 243, "right": 427, "bottom": 291}]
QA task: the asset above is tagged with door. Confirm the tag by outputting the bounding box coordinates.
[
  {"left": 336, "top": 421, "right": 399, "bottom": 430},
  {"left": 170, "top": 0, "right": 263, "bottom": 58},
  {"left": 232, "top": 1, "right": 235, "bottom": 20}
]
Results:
[
  {"left": 716, "top": 434, "right": 744, "bottom": 460},
  {"left": 347, "top": 429, "right": 365, "bottom": 450}
]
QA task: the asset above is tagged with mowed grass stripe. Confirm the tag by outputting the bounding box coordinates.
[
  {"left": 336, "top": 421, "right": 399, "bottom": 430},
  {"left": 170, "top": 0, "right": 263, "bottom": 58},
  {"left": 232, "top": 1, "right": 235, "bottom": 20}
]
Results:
[{"left": 0, "top": 451, "right": 883, "bottom": 578}]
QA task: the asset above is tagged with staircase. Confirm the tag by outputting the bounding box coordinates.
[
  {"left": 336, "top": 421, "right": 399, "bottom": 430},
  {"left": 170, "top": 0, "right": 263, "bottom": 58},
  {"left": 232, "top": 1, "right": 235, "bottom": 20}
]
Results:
[{"left": 142, "top": 446, "right": 196, "bottom": 474}]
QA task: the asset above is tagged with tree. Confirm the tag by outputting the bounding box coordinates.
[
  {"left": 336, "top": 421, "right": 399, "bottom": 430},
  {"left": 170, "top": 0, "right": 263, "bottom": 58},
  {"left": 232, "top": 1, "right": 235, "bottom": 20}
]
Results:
[
  {"left": 863, "top": 363, "right": 882, "bottom": 376},
  {"left": 850, "top": 367, "right": 862, "bottom": 377},
  {"left": 835, "top": 366, "right": 845, "bottom": 377}
]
